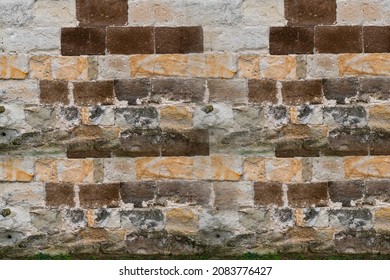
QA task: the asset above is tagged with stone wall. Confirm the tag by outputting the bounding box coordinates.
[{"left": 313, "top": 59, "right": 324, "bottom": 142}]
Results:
[{"left": 1, "top": 0, "right": 390, "bottom": 257}]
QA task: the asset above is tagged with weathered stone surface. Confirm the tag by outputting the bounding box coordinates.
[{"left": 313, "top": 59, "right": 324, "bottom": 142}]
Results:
[
  {"left": 374, "top": 208, "right": 390, "bottom": 232},
  {"left": 213, "top": 181, "right": 254, "bottom": 210},
  {"left": 329, "top": 209, "right": 373, "bottom": 230},
  {"left": 160, "top": 106, "right": 193, "bottom": 130},
  {"left": 0, "top": 55, "right": 28, "bottom": 80},
  {"left": 120, "top": 182, "right": 157, "bottom": 208},
  {"left": 135, "top": 157, "right": 194, "bottom": 180},
  {"left": 31, "top": 209, "right": 62, "bottom": 234},
  {"left": 261, "top": 55, "right": 297, "bottom": 80},
  {"left": 248, "top": 79, "right": 278, "bottom": 104},
  {"left": 254, "top": 182, "right": 283, "bottom": 207},
  {"left": 166, "top": 208, "right": 199, "bottom": 233},
  {"left": 208, "top": 79, "right": 248, "bottom": 104},
  {"left": 193, "top": 104, "right": 234, "bottom": 129},
  {"left": 39, "top": 80, "right": 69, "bottom": 105},
  {"left": 114, "top": 107, "right": 158, "bottom": 129},
  {"left": 116, "top": 128, "right": 160, "bottom": 157},
  {"left": 161, "top": 129, "right": 210, "bottom": 157},
  {"left": 0, "top": 182, "right": 45, "bottom": 207},
  {"left": 73, "top": 81, "right": 114, "bottom": 106},
  {"left": 322, "top": 78, "right": 358, "bottom": 104},
  {"left": 156, "top": 181, "right": 212, "bottom": 207},
  {"left": 61, "top": 27, "right": 106, "bottom": 56},
  {"left": 360, "top": 78, "right": 390, "bottom": 101},
  {"left": 107, "top": 27, "right": 154, "bottom": 55},
  {"left": 0, "top": 158, "right": 34, "bottom": 182},
  {"left": 25, "top": 106, "right": 57, "bottom": 131},
  {"left": 79, "top": 184, "right": 120, "bottom": 208},
  {"left": 315, "top": 26, "right": 362, "bottom": 54},
  {"left": 237, "top": 54, "right": 260, "bottom": 79},
  {"left": 324, "top": 106, "right": 367, "bottom": 128},
  {"left": 151, "top": 78, "right": 205, "bottom": 103},
  {"left": 121, "top": 209, "right": 164, "bottom": 231},
  {"left": 295, "top": 208, "right": 329, "bottom": 228},
  {"left": 114, "top": 79, "right": 150, "bottom": 105},
  {"left": 312, "top": 157, "right": 344, "bottom": 182},
  {"left": 103, "top": 158, "right": 135, "bottom": 183},
  {"left": 52, "top": 57, "right": 89, "bottom": 81},
  {"left": 270, "top": 26, "right": 314, "bottom": 55},
  {"left": 243, "top": 157, "right": 266, "bottom": 181},
  {"left": 0, "top": 0, "right": 35, "bottom": 27},
  {"left": 325, "top": 127, "right": 370, "bottom": 156},
  {"left": 266, "top": 158, "right": 302, "bottom": 183},
  {"left": 45, "top": 183, "right": 75, "bottom": 208},
  {"left": 344, "top": 156, "right": 390, "bottom": 179},
  {"left": 210, "top": 155, "right": 242, "bottom": 181},
  {"left": 156, "top": 26, "right": 203, "bottom": 54},
  {"left": 33, "top": 0, "right": 76, "bottom": 27},
  {"left": 339, "top": 54, "right": 390, "bottom": 76},
  {"left": 335, "top": 230, "right": 379, "bottom": 254},
  {"left": 128, "top": 0, "right": 174, "bottom": 26},
  {"left": 285, "top": 0, "right": 336, "bottom": 26},
  {"left": 288, "top": 183, "right": 328, "bottom": 208},
  {"left": 329, "top": 181, "right": 364, "bottom": 207},
  {"left": 365, "top": 181, "right": 390, "bottom": 205},
  {"left": 306, "top": 55, "right": 338, "bottom": 79},
  {"left": 282, "top": 80, "right": 322, "bottom": 105},
  {"left": 0, "top": 80, "right": 39, "bottom": 104}
]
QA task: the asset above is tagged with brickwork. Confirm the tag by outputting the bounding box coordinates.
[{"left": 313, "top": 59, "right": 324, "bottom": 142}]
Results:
[{"left": 1, "top": 0, "right": 390, "bottom": 257}]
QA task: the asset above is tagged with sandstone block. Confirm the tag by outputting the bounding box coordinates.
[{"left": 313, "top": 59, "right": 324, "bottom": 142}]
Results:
[
  {"left": 339, "top": 54, "right": 390, "bottom": 76},
  {"left": 166, "top": 208, "right": 198, "bottom": 234},
  {"left": 266, "top": 158, "right": 302, "bottom": 183},
  {"left": 0, "top": 55, "right": 28, "bottom": 80},
  {"left": 120, "top": 182, "right": 157, "bottom": 208},
  {"left": 374, "top": 208, "right": 390, "bottom": 232},
  {"left": 98, "top": 56, "right": 130, "bottom": 80},
  {"left": 213, "top": 181, "right": 254, "bottom": 210},
  {"left": 254, "top": 182, "right": 283, "bottom": 207},
  {"left": 0, "top": 157, "right": 34, "bottom": 182},
  {"left": 344, "top": 156, "right": 390, "bottom": 179},
  {"left": 237, "top": 54, "right": 260, "bottom": 79},
  {"left": 329, "top": 181, "right": 364, "bottom": 206},
  {"left": 243, "top": 157, "right": 266, "bottom": 181},
  {"left": 52, "top": 56, "right": 89, "bottom": 81},
  {"left": 79, "top": 184, "right": 120, "bottom": 208},
  {"left": 135, "top": 157, "right": 194, "bottom": 180},
  {"left": 261, "top": 55, "right": 297, "bottom": 80},
  {"left": 288, "top": 183, "right": 329, "bottom": 207},
  {"left": 210, "top": 155, "right": 242, "bottom": 181},
  {"left": 45, "top": 182, "right": 75, "bottom": 208}
]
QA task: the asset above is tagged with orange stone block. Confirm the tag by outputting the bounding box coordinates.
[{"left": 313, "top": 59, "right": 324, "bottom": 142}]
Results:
[
  {"left": 135, "top": 157, "right": 194, "bottom": 180},
  {"left": 339, "top": 54, "right": 390, "bottom": 76},
  {"left": 0, "top": 55, "right": 28, "bottom": 80},
  {"left": 344, "top": 156, "right": 390, "bottom": 179}
]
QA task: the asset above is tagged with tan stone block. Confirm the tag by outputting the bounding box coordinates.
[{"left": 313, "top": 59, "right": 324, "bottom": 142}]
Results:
[
  {"left": 193, "top": 156, "right": 211, "bottom": 180},
  {"left": 135, "top": 157, "right": 194, "bottom": 180},
  {"left": 337, "top": 0, "right": 363, "bottom": 25},
  {"left": 374, "top": 208, "right": 390, "bottom": 232},
  {"left": 243, "top": 157, "right": 266, "bottom": 181},
  {"left": 30, "top": 56, "right": 52, "bottom": 80},
  {"left": 344, "top": 156, "right": 390, "bottom": 179},
  {"left": 0, "top": 158, "right": 34, "bottom": 182},
  {"left": 307, "top": 55, "right": 339, "bottom": 79},
  {"left": 129, "top": 1, "right": 174, "bottom": 25},
  {"left": 214, "top": 181, "right": 254, "bottom": 210},
  {"left": 35, "top": 158, "right": 58, "bottom": 182},
  {"left": 104, "top": 158, "right": 136, "bottom": 183},
  {"left": 237, "top": 54, "right": 260, "bottom": 79},
  {"left": 362, "top": 2, "right": 383, "bottom": 24},
  {"left": 369, "top": 105, "right": 390, "bottom": 129},
  {"left": 266, "top": 158, "right": 302, "bottom": 183},
  {"left": 160, "top": 106, "right": 193, "bottom": 130},
  {"left": 166, "top": 208, "right": 198, "bottom": 234},
  {"left": 210, "top": 155, "right": 242, "bottom": 181},
  {"left": 98, "top": 55, "right": 130, "bottom": 80},
  {"left": 130, "top": 53, "right": 236, "bottom": 78},
  {"left": 58, "top": 159, "right": 95, "bottom": 183},
  {"left": 261, "top": 55, "right": 297, "bottom": 80},
  {"left": 339, "top": 54, "right": 390, "bottom": 76},
  {"left": 0, "top": 55, "right": 28, "bottom": 80},
  {"left": 52, "top": 57, "right": 89, "bottom": 80},
  {"left": 312, "top": 157, "right": 344, "bottom": 182}
]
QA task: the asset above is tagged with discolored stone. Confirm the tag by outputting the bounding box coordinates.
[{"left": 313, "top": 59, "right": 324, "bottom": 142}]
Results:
[
  {"left": 323, "top": 106, "right": 367, "bottom": 128},
  {"left": 45, "top": 183, "right": 75, "bottom": 208},
  {"left": 365, "top": 181, "right": 390, "bottom": 205},
  {"left": 325, "top": 127, "right": 370, "bottom": 156},
  {"left": 115, "top": 107, "right": 158, "bottom": 128},
  {"left": 161, "top": 129, "right": 209, "bottom": 156},
  {"left": 254, "top": 182, "right": 283, "bottom": 207},
  {"left": 328, "top": 181, "right": 364, "bottom": 207},
  {"left": 79, "top": 184, "right": 120, "bottom": 208},
  {"left": 107, "top": 27, "right": 154, "bottom": 55},
  {"left": 370, "top": 130, "right": 390, "bottom": 156},
  {"left": 67, "top": 142, "right": 114, "bottom": 159},
  {"left": 329, "top": 209, "right": 373, "bottom": 230},
  {"left": 151, "top": 78, "right": 205, "bottom": 103},
  {"left": 76, "top": 0, "right": 128, "bottom": 27},
  {"left": 73, "top": 81, "right": 114, "bottom": 106},
  {"left": 114, "top": 79, "right": 151, "bottom": 105},
  {"left": 315, "top": 26, "right": 362, "bottom": 54},
  {"left": 322, "top": 78, "right": 358, "bottom": 104},
  {"left": 344, "top": 156, "right": 390, "bottom": 179},
  {"left": 213, "top": 181, "right": 254, "bottom": 210},
  {"left": 157, "top": 181, "right": 212, "bottom": 207},
  {"left": 121, "top": 210, "right": 164, "bottom": 231},
  {"left": 116, "top": 128, "right": 161, "bottom": 157},
  {"left": 335, "top": 230, "right": 379, "bottom": 254},
  {"left": 288, "top": 182, "right": 328, "bottom": 208},
  {"left": 208, "top": 79, "right": 248, "bottom": 104},
  {"left": 281, "top": 80, "right": 322, "bottom": 105},
  {"left": 155, "top": 26, "right": 204, "bottom": 54},
  {"left": 364, "top": 26, "right": 390, "bottom": 53},
  {"left": 359, "top": 77, "right": 390, "bottom": 101},
  {"left": 270, "top": 26, "right": 314, "bottom": 55},
  {"left": 266, "top": 157, "right": 303, "bottom": 183},
  {"left": 339, "top": 54, "right": 390, "bottom": 77},
  {"left": 285, "top": 0, "right": 336, "bottom": 26},
  {"left": 39, "top": 80, "right": 69, "bottom": 105},
  {"left": 248, "top": 79, "right": 277, "bottom": 104},
  {"left": 166, "top": 208, "right": 199, "bottom": 233},
  {"left": 120, "top": 182, "right": 157, "bottom": 208},
  {"left": 61, "top": 27, "right": 106, "bottom": 56}
]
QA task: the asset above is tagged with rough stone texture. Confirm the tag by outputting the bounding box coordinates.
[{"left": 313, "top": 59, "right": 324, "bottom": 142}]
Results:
[
  {"left": 285, "top": 0, "right": 337, "bottom": 26},
  {"left": 79, "top": 184, "right": 120, "bottom": 208},
  {"left": 61, "top": 27, "right": 106, "bottom": 56},
  {"left": 315, "top": 26, "right": 363, "bottom": 54},
  {"left": 254, "top": 182, "right": 283, "bottom": 207},
  {"left": 288, "top": 183, "right": 329, "bottom": 208},
  {"left": 282, "top": 80, "right": 323, "bottom": 105},
  {"left": 269, "top": 27, "right": 314, "bottom": 55},
  {"left": 156, "top": 26, "right": 204, "bottom": 54}
]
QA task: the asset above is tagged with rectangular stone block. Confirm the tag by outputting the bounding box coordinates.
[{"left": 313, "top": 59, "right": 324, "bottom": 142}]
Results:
[
  {"left": 116, "top": 128, "right": 161, "bottom": 157},
  {"left": 135, "top": 157, "right": 194, "bottom": 180},
  {"left": 160, "top": 106, "right": 193, "bottom": 130},
  {"left": 161, "top": 130, "right": 210, "bottom": 157},
  {"left": 33, "top": 0, "right": 77, "bottom": 27},
  {"left": 114, "top": 79, "right": 151, "bottom": 105},
  {"left": 339, "top": 54, "right": 390, "bottom": 76},
  {"left": 266, "top": 158, "right": 302, "bottom": 183},
  {"left": 73, "top": 81, "right": 114, "bottom": 106},
  {"left": 151, "top": 78, "right": 205, "bottom": 103},
  {"left": 39, "top": 80, "right": 69, "bottom": 105},
  {"left": 329, "top": 181, "right": 364, "bottom": 207},
  {"left": 306, "top": 54, "right": 339, "bottom": 79},
  {"left": 213, "top": 181, "right": 254, "bottom": 210},
  {"left": 0, "top": 55, "right": 28, "bottom": 80},
  {"left": 281, "top": 80, "right": 322, "bottom": 105},
  {"left": 269, "top": 26, "right": 314, "bottom": 55},
  {"left": 364, "top": 26, "right": 390, "bottom": 53},
  {"left": 45, "top": 182, "right": 75, "bottom": 208},
  {"left": 0, "top": 0, "right": 35, "bottom": 27},
  {"left": 128, "top": 0, "right": 174, "bottom": 26},
  {"left": 237, "top": 54, "right": 260, "bottom": 79},
  {"left": 52, "top": 56, "right": 89, "bottom": 81},
  {"left": 329, "top": 209, "right": 372, "bottom": 230},
  {"left": 61, "top": 27, "right": 106, "bottom": 56},
  {"left": 157, "top": 181, "right": 212, "bottom": 207},
  {"left": 103, "top": 158, "right": 135, "bottom": 183},
  {"left": 254, "top": 182, "right": 283, "bottom": 207},
  {"left": 285, "top": 0, "right": 336, "bottom": 26},
  {"left": 120, "top": 182, "right": 157, "bottom": 208},
  {"left": 79, "top": 183, "right": 120, "bottom": 208},
  {"left": 156, "top": 26, "right": 203, "bottom": 54},
  {"left": 0, "top": 80, "right": 39, "bottom": 104},
  {"left": 57, "top": 159, "right": 95, "bottom": 184},
  {"left": 243, "top": 157, "right": 266, "bottom": 181},
  {"left": 98, "top": 56, "right": 130, "bottom": 80},
  {"left": 248, "top": 79, "right": 277, "bottom": 104},
  {"left": 323, "top": 106, "right": 367, "bottom": 128},
  {"left": 374, "top": 208, "right": 390, "bottom": 232},
  {"left": 261, "top": 55, "right": 297, "bottom": 80},
  {"left": 0, "top": 157, "right": 34, "bottom": 182},
  {"left": 365, "top": 180, "right": 390, "bottom": 205},
  {"left": 288, "top": 182, "right": 329, "bottom": 207},
  {"left": 315, "top": 26, "right": 362, "bottom": 54},
  {"left": 359, "top": 78, "right": 390, "bottom": 101},
  {"left": 325, "top": 127, "right": 370, "bottom": 156},
  {"left": 0, "top": 182, "right": 45, "bottom": 207},
  {"left": 107, "top": 27, "right": 154, "bottom": 55},
  {"left": 76, "top": 0, "right": 128, "bottom": 26},
  {"left": 210, "top": 155, "right": 242, "bottom": 181},
  {"left": 312, "top": 157, "right": 344, "bottom": 182},
  {"left": 241, "top": 0, "right": 285, "bottom": 26},
  {"left": 344, "top": 156, "right": 390, "bottom": 179},
  {"left": 165, "top": 208, "right": 199, "bottom": 234},
  {"left": 208, "top": 79, "right": 248, "bottom": 104},
  {"left": 322, "top": 78, "right": 358, "bottom": 104}
]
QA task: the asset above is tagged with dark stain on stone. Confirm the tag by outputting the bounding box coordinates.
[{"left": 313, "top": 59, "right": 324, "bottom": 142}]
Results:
[{"left": 95, "top": 209, "right": 109, "bottom": 222}]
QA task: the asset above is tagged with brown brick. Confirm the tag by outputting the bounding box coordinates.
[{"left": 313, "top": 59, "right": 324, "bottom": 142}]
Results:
[
  {"left": 151, "top": 78, "right": 205, "bottom": 103},
  {"left": 67, "top": 142, "right": 113, "bottom": 158},
  {"left": 116, "top": 128, "right": 161, "bottom": 157},
  {"left": 285, "top": 0, "right": 336, "bottom": 26},
  {"left": 359, "top": 78, "right": 390, "bottom": 101},
  {"left": 61, "top": 27, "right": 106, "bottom": 56},
  {"left": 254, "top": 182, "right": 283, "bottom": 207},
  {"left": 45, "top": 183, "right": 75, "bottom": 207},
  {"left": 107, "top": 27, "right": 154, "bottom": 55},
  {"left": 73, "top": 81, "right": 114, "bottom": 106},
  {"left": 315, "top": 26, "right": 363, "bottom": 54},
  {"left": 282, "top": 80, "right": 322, "bottom": 105},
  {"left": 114, "top": 79, "right": 151, "bottom": 105},
  {"left": 213, "top": 182, "right": 253, "bottom": 210},
  {"left": 329, "top": 181, "right": 364, "bottom": 207},
  {"left": 323, "top": 78, "right": 358, "bottom": 104},
  {"left": 248, "top": 79, "right": 277, "bottom": 104},
  {"left": 76, "top": 0, "right": 128, "bottom": 27},
  {"left": 161, "top": 129, "right": 209, "bottom": 157},
  {"left": 288, "top": 182, "right": 328, "bottom": 207},
  {"left": 365, "top": 180, "right": 390, "bottom": 204},
  {"left": 270, "top": 27, "right": 314, "bottom": 55},
  {"left": 157, "top": 181, "right": 212, "bottom": 207},
  {"left": 370, "top": 130, "right": 390, "bottom": 156},
  {"left": 155, "top": 26, "right": 203, "bottom": 54},
  {"left": 275, "top": 142, "right": 321, "bottom": 158},
  {"left": 208, "top": 79, "right": 248, "bottom": 104},
  {"left": 120, "top": 182, "right": 157, "bottom": 208},
  {"left": 324, "top": 127, "right": 370, "bottom": 156},
  {"left": 40, "top": 80, "right": 69, "bottom": 105},
  {"left": 79, "top": 183, "right": 120, "bottom": 208},
  {"left": 364, "top": 27, "right": 390, "bottom": 53}
]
